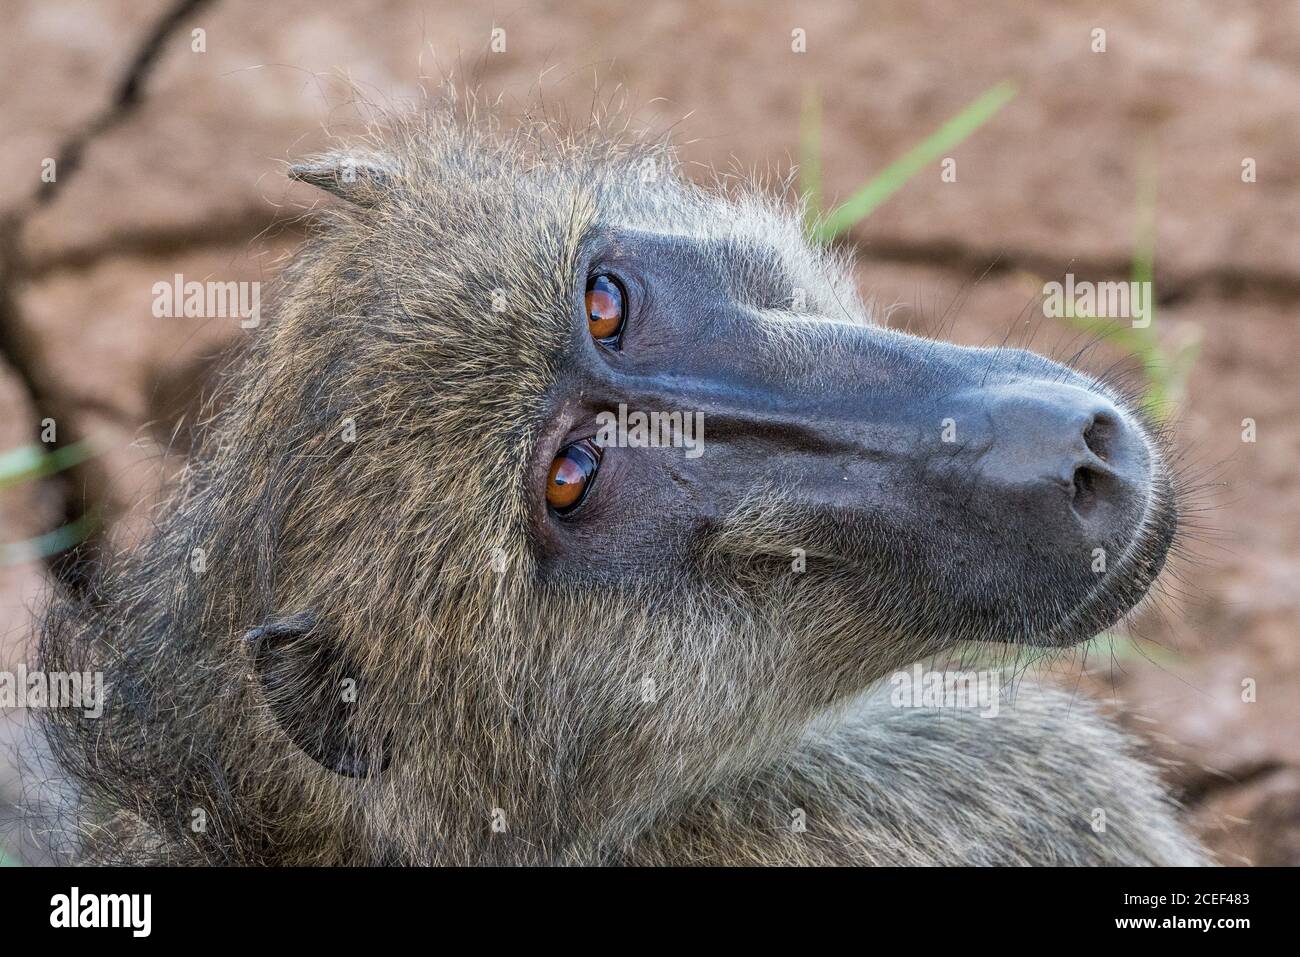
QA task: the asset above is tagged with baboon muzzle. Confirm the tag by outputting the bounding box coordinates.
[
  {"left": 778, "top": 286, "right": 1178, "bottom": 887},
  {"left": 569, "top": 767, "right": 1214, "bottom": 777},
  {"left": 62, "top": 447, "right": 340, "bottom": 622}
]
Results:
[{"left": 570, "top": 309, "right": 1172, "bottom": 646}]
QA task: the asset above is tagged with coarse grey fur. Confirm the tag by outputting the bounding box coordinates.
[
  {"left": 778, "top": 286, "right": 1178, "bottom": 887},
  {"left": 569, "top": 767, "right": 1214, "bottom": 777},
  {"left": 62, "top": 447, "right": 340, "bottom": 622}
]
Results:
[{"left": 627, "top": 685, "right": 1203, "bottom": 865}]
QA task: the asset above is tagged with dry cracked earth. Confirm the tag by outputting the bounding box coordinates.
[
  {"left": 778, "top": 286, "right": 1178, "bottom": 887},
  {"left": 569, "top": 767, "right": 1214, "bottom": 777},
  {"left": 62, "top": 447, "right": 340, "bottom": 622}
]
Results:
[{"left": 1, "top": 0, "right": 1297, "bottom": 864}]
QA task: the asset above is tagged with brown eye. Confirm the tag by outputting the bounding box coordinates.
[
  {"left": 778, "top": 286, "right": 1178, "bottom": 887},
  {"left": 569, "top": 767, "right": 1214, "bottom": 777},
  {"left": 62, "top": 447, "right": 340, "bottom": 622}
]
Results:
[
  {"left": 586, "top": 274, "right": 625, "bottom": 342},
  {"left": 546, "top": 440, "right": 601, "bottom": 514}
]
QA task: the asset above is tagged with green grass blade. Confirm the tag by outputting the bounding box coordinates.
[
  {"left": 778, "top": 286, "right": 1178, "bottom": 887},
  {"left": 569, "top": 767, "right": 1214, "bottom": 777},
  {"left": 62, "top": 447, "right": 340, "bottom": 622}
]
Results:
[
  {"left": 1087, "top": 631, "right": 1183, "bottom": 668},
  {"left": 1129, "top": 138, "right": 1158, "bottom": 334},
  {"left": 0, "top": 440, "right": 96, "bottom": 491},
  {"left": 813, "top": 80, "right": 1018, "bottom": 243},
  {"left": 1, "top": 512, "right": 99, "bottom": 565},
  {"left": 1056, "top": 141, "right": 1198, "bottom": 422},
  {"left": 1063, "top": 312, "right": 1150, "bottom": 355},
  {"left": 1132, "top": 140, "right": 1157, "bottom": 292},
  {"left": 800, "top": 83, "right": 824, "bottom": 231}
]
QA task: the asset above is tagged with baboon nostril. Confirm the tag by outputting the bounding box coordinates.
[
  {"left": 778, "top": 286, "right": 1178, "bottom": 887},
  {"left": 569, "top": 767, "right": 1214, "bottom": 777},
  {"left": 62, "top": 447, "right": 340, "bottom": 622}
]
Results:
[
  {"left": 1072, "top": 465, "right": 1100, "bottom": 515},
  {"left": 1082, "top": 411, "right": 1116, "bottom": 462}
]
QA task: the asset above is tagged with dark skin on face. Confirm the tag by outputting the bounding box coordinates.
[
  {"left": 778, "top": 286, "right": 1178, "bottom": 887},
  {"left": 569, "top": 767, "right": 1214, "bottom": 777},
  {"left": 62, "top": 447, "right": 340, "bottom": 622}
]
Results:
[{"left": 533, "top": 229, "right": 1174, "bottom": 647}]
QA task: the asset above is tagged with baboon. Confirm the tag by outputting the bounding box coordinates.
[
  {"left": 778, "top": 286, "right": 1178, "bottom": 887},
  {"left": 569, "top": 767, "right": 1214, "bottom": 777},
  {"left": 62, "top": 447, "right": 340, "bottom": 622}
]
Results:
[{"left": 33, "top": 102, "right": 1205, "bottom": 865}]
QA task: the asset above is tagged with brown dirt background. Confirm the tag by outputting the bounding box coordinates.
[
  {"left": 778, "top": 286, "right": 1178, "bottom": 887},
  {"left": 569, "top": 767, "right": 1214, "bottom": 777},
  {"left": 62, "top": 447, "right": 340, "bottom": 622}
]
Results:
[{"left": 1, "top": 0, "right": 1296, "bottom": 865}]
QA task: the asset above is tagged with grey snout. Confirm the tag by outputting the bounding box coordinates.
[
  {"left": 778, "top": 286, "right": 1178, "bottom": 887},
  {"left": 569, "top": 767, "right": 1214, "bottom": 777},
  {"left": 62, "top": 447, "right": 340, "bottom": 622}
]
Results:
[{"left": 960, "top": 381, "right": 1152, "bottom": 546}]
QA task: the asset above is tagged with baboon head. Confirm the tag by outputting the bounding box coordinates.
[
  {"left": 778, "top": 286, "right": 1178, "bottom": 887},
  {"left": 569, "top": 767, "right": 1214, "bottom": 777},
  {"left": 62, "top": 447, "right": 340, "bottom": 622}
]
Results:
[{"left": 40, "top": 105, "right": 1176, "bottom": 864}]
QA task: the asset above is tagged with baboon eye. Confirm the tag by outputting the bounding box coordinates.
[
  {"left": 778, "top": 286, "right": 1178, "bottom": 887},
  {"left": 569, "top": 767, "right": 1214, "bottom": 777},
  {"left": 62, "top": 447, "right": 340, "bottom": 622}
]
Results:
[
  {"left": 586, "top": 274, "right": 625, "bottom": 343},
  {"left": 546, "top": 440, "right": 601, "bottom": 514}
]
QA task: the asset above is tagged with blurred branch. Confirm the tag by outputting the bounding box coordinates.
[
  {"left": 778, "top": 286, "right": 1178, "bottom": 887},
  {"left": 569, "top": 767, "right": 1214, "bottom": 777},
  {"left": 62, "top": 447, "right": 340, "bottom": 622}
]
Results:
[
  {"left": 27, "top": 0, "right": 216, "bottom": 214},
  {"left": 0, "top": 0, "right": 215, "bottom": 584}
]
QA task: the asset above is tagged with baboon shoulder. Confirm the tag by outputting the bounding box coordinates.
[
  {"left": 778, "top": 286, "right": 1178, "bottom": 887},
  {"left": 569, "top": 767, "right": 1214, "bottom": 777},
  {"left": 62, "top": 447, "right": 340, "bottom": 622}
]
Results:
[{"left": 624, "top": 683, "right": 1207, "bottom": 866}]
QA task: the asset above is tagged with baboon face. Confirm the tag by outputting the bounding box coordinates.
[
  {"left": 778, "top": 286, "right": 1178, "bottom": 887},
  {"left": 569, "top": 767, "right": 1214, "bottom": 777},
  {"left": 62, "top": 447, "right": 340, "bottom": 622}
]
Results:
[
  {"left": 262, "top": 128, "right": 1175, "bottom": 793},
  {"left": 525, "top": 207, "right": 1174, "bottom": 655}
]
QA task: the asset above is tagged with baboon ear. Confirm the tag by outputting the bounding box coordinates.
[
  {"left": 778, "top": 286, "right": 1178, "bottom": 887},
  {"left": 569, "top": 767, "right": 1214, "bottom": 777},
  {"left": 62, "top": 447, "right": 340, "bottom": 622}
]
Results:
[
  {"left": 244, "top": 611, "right": 392, "bottom": 777},
  {"left": 288, "top": 153, "right": 395, "bottom": 206}
]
